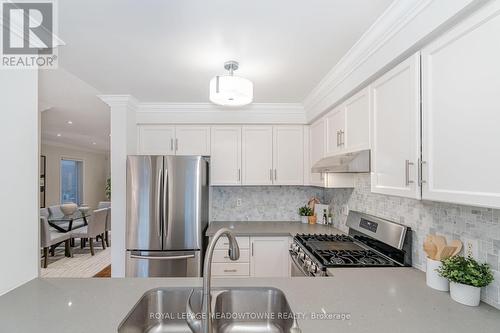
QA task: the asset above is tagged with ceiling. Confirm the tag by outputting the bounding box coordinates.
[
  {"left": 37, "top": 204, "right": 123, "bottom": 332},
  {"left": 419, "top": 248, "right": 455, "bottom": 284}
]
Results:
[
  {"left": 40, "top": 0, "right": 393, "bottom": 151},
  {"left": 40, "top": 68, "right": 110, "bottom": 152}
]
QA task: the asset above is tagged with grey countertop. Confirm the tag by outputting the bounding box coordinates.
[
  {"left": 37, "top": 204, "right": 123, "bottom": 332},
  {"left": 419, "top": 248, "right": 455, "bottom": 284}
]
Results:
[
  {"left": 1, "top": 269, "right": 499, "bottom": 332},
  {"left": 206, "top": 221, "right": 343, "bottom": 237}
]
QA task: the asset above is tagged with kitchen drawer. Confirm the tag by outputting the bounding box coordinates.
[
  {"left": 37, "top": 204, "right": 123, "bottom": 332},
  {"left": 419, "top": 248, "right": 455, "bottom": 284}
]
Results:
[
  {"left": 214, "top": 236, "right": 250, "bottom": 249},
  {"left": 212, "top": 249, "right": 250, "bottom": 263},
  {"left": 212, "top": 263, "right": 250, "bottom": 277}
]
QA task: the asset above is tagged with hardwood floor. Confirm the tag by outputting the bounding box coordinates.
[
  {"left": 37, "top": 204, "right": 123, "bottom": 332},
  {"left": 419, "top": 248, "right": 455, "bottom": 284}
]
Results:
[{"left": 93, "top": 265, "right": 111, "bottom": 278}]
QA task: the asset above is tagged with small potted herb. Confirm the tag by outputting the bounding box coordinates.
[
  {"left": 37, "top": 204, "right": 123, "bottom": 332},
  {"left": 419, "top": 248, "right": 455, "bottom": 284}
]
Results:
[
  {"left": 437, "top": 256, "right": 494, "bottom": 306},
  {"left": 298, "top": 206, "right": 313, "bottom": 224}
]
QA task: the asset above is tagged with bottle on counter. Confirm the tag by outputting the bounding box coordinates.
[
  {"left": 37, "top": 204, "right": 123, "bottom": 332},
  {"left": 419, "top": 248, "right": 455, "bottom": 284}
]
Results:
[
  {"left": 327, "top": 209, "right": 333, "bottom": 225},
  {"left": 322, "top": 209, "right": 328, "bottom": 224}
]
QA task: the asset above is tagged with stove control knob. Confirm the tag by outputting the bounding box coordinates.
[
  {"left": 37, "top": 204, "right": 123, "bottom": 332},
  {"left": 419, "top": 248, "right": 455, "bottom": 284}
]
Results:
[
  {"left": 309, "top": 263, "right": 317, "bottom": 274},
  {"left": 304, "top": 259, "right": 312, "bottom": 269},
  {"left": 298, "top": 252, "right": 305, "bottom": 260}
]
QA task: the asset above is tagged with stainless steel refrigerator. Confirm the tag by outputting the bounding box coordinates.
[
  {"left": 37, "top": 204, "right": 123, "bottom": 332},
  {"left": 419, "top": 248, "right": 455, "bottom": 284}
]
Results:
[{"left": 125, "top": 155, "right": 209, "bottom": 277}]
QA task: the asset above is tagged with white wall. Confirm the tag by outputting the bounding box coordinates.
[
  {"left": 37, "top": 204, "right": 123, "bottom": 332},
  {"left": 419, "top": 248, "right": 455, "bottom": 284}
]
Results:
[
  {"left": 41, "top": 143, "right": 109, "bottom": 209},
  {"left": 0, "top": 70, "right": 39, "bottom": 295},
  {"left": 100, "top": 95, "right": 137, "bottom": 277}
]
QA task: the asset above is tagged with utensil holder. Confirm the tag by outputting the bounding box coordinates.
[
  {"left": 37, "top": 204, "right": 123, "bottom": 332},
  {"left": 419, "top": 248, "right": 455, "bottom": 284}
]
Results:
[{"left": 426, "top": 257, "right": 449, "bottom": 291}]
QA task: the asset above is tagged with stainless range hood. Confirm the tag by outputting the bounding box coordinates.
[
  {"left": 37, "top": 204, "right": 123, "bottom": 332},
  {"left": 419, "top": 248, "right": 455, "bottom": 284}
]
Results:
[{"left": 311, "top": 149, "right": 370, "bottom": 173}]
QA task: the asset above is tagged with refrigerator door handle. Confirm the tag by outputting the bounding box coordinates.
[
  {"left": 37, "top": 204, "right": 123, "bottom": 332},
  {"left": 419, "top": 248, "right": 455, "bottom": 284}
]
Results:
[
  {"left": 162, "top": 159, "right": 169, "bottom": 242},
  {"left": 156, "top": 166, "right": 163, "bottom": 238},
  {"left": 130, "top": 254, "right": 195, "bottom": 260}
]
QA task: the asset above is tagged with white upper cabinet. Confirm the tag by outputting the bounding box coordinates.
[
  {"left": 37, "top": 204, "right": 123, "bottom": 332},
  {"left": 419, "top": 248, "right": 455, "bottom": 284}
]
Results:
[
  {"left": 137, "top": 125, "right": 175, "bottom": 155},
  {"left": 325, "top": 87, "right": 370, "bottom": 156},
  {"left": 309, "top": 118, "right": 326, "bottom": 186},
  {"left": 344, "top": 87, "right": 370, "bottom": 152},
  {"left": 325, "top": 106, "right": 345, "bottom": 156},
  {"left": 421, "top": 2, "right": 500, "bottom": 208},
  {"left": 211, "top": 126, "right": 242, "bottom": 185},
  {"left": 137, "top": 125, "right": 210, "bottom": 155},
  {"left": 273, "top": 126, "right": 304, "bottom": 185},
  {"left": 370, "top": 53, "right": 421, "bottom": 199},
  {"left": 175, "top": 125, "right": 211, "bottom": 156},
  {"left": 242, "top": 126, "right": 274, "bottom": 185}
]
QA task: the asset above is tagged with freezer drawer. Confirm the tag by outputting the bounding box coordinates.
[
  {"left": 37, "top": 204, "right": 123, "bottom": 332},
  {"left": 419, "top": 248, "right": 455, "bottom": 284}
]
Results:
[{"left": 126, "top": 250, "right": 202, "bottom": 277}]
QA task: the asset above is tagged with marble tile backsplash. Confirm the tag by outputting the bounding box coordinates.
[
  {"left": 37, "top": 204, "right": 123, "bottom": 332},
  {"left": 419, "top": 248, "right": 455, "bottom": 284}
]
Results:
[
  {"left": 324, "top": 174, "right": 500, "bottom": 309},
  {"left": 210, "top": 186, "right": 323, "bottom": 222},
  {"left": 210, "top": 175, "right": 500, "bottom": 308}
]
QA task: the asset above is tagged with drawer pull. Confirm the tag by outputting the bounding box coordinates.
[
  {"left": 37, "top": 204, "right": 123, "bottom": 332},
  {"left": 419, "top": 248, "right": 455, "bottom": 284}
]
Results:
[{"left": 224, "top": 269, "right": 237, "bottom": 273}]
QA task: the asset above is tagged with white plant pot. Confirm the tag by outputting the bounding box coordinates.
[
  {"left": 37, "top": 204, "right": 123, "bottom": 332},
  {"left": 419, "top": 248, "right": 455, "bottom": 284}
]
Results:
[
  {"left": 426, "top": 258, "right": 449, "bottom": 291},
  {"left": 450, "top": 282, "right": 481, "bottom": 306},
  {"left": 300, "top": 216, "right": 309, "bottom": 224}
]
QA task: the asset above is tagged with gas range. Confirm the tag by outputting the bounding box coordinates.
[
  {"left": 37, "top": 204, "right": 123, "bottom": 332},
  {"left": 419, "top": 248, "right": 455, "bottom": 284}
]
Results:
[{"left": 290, "top": 211, "right": 412, "bottom": 276}]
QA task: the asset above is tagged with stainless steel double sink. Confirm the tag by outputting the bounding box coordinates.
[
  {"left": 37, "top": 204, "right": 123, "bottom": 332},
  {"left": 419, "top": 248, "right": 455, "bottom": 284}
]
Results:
[{"left": 118, "top": 287, "right": 296, "bottom": 333}]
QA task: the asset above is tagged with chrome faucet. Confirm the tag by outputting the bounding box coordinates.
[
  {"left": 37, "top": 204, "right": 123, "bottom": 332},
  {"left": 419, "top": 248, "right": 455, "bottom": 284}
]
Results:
[{"left": 187, "top": 228, "right": 240, "bottom": 333}]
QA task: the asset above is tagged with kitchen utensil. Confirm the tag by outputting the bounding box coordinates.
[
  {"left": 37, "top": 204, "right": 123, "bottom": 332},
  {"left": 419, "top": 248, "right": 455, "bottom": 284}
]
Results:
[
  {"left": 432, "top": 235, "right": 447, "bottom": 257},
  {"left": 449, "top": 240, "right": 462, "bottom": 256},
  {"left": 437, "top": 246, "right": 456, "bottom": 260},
  {"left": 423, "top": 240, "right": 437, "bottom": 260}
]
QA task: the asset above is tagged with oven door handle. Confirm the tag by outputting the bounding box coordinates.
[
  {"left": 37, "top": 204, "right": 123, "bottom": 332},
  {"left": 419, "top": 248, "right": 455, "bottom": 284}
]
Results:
[{"left": 290, "top": 251, "right": 311, "bottom": 276}]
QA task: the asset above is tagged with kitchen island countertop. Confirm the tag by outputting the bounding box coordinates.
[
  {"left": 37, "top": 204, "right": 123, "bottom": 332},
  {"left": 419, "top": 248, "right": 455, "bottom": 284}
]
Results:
[
  {"left": 1, "top": 268, "right": 499, "bottom": 332},
  {"left": 206, "top": 220, "right": 343, "bottom": 237}
]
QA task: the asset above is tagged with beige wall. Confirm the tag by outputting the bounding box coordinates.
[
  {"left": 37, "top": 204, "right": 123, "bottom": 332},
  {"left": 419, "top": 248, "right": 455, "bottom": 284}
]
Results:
[{"left": 41, "top": 143, "right": 109, "bottom": 209}]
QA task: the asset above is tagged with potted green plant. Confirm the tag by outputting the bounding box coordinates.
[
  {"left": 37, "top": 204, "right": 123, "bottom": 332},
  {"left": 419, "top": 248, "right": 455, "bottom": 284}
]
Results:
[
  {"left": 437, "top": 256, "right": 494, "bottom": 306},
  {"left": 105, "top": 178, "right": 111, "bottom": 200},
  {"left": 298, "top": 205, "right": 313, "bottom": 224}
]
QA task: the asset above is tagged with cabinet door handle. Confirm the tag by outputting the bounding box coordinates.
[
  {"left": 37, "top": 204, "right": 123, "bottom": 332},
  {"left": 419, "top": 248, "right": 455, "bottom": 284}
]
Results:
[
  {"left": 418, "top": 159, "right": 427, "bottom": 185},
  {"left": 251, "top": 242, "right": 254, "bottom": 256},
  {"left": 175, "top": 138, "right": 178, "bottom": 151},
  {"left": 341, "top": 130, "right": 345, "bottom": 146},
  {"left": 405, "top": 160, "right": 415, "bottom": 186},
  {"left": 170, "top": 138, "right": 173, "bottom": 151},
  {"left": 274, "top": 169, "right": 277, "bottom": 181},
  {"left": 336, "top": 131, "right": 340, "bottom": 147},
  {"left": 238, "top": 168, "right": 241, "bottom": 182},
  {"left": 269, "top": 169, "right": 273, "bottom": 181},
  {"left": 224, "top": 269, "right": 237, "bottom": 273}
]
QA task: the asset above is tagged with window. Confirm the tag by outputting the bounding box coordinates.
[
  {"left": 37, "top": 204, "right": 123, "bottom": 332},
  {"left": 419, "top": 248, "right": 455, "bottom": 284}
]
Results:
[{"left": 60, "top": 159, "right": 83, "bottom": 205}]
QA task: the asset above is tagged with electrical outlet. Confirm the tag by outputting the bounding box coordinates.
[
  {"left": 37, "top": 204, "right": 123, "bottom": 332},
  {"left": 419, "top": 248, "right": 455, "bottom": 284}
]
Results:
[
  {"left": 464, "top": 238, "right": 479, "bottom": 260},
  {"left": 341, "top": 204, "right": 349, "bottom": 216},
  {"left": 236, "top": 198, "right": 242, "bottom": 207}
]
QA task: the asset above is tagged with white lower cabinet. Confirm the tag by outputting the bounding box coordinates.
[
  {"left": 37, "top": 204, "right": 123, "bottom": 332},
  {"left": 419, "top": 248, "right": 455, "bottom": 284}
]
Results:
[
  {"left": 212, "top": 236, "right": 291, "bottom": 278},
  {"left": 250, "top": 237, "right": 290, "bottom": 278}
]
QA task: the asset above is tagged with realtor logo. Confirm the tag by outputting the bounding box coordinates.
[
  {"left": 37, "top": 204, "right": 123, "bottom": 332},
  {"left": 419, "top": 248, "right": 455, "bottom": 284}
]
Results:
[{"left": 1, "top": 0, "right": 58, "bottom": 68}]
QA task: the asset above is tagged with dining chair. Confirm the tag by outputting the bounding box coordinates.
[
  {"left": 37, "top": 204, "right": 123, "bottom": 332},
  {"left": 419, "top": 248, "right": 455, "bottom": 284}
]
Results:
[
  {"left": 40, "top": 216, "right": 72, "bottom": 268},
  {"left": 71, "top": 208, "right": 108, "bottom": 256},
  {"left": 104, "top": 207, "right": 111, "bottom": 247},
  {"left": 48, "top": 205, "right": 64, "bottom": 218},
  {"left": 97, "top": 201, "right": 111, "bottom": 209}
]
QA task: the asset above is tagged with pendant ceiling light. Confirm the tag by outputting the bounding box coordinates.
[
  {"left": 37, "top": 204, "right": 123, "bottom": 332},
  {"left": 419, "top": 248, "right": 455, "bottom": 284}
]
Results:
[{"left": 209, "top": 60, "right": 253, "bottom": 106}]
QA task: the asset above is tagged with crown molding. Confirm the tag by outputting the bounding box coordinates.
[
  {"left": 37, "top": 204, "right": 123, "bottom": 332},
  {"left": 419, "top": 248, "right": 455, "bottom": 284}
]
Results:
[
  {"left": 98, "top": 95, "right": 139, "bottom": 110},
  {"left": 137, "top": 102, "right": 303, "bottom": 113},
  {"left": 135, "top": 102, "right": 306, "bottom": 124},
  {"left": 304, "top": 0, "right": 432, "bottom": 117},
  {"left": 303, "top": 0, "right": 484, "bottom": 122}
]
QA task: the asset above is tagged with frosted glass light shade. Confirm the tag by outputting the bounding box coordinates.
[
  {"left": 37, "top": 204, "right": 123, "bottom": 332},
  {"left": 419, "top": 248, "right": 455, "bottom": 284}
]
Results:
[{"left": 209, "top": 75, "right": 253, "bottom": 106}]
